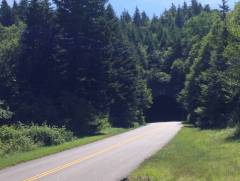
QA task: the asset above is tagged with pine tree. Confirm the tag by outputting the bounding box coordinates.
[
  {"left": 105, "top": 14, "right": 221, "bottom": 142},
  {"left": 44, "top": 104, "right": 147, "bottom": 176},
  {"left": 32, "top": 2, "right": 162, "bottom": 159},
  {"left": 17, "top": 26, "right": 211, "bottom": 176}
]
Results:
[
  {"left": 105, "top": 5, "right": 152, "bottom": 127},
  {"left": 191, "top": 0, "right": 202, "bottom": 16},
  {"left": 220, "top": 0, "right": 229, "bottom": 21},
  {"left": 0, "top": 0, "right": 13, "bottom": 26},
  {"left": 16, "top": 0, "right": 56, "bottom": 122},
  {"left": 170, "top": 3, "right": 177, "bottom": 16},
  {"left": 149, "top": 15, "right": 159, "bottom": 32},
  {"left": 0, "top": 0, "right": 238, "bottom": 131},
  {"left": 183, "top": 1, "right": 189, "bottom": 18},
  {"left": 204, "top": 5, "right": 211, "bottom": 12},
  {"left": 133, "top": 7, "right": 141, "bottom": 26},
  {"left": 18, "top": 0, "right": 28, "bottom": 21},
  {"left": 175, "top": 6, "right": 184, "bottom": 28},
  {"left": 12, "top": 0, "right": 19, "bottom": 23},
  {"left": 219, "top": 0, "right": 229, "bottom": 46},
  {"left": 53, "top": 0, "right": 111, "bottom": 132},
  {"left": 121, "top": 10, "right": 131, "bottom": 24},
  {"left": 141, "top": 11, "right": 149, "bottom": 26}
]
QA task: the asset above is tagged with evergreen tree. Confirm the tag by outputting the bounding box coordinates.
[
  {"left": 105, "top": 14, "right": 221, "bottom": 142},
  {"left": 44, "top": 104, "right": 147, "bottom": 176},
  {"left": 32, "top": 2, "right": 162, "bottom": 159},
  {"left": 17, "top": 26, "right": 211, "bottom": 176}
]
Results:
[
  {"left": 191, "top": 0, "right": 202, "bottom": 16},
  {"left": 0, "top": 0, "right": 13, "bottom": 26},
  {"left": 220, "top": 0, "right": 229, "bottom": 21},
  {"left": 204, "top": 4, "right": 211, "bottom": 12},
  {"left": 175, "top": 6, "right": 184, "bottom": 28},
  {"left": 224, "top": 3, "right": 240, "bottom": 126},
  {"left": 180, "top": 16, "right": 230, "bottom": 128},
  {"left": 0, "top": 0, "right": 239, "bottom": 132},
  {"left": 183, "top": 1, "right": 189, "bottom": 18},
  {"left": 133, "top": 7, "right": 141, "bottom": 26},
  {"left": 53, "top": 0, "right": 111, "bottom": 132},
  {"left": 141, "top": 11, "right": 149, "bottom": 26},
  {"left": 220, "top": 0, "right": 229, "bottom": 46},
  {"left": 170, "top": 3, "right": 177, "bottom": 16},
  {"left": 15, "top": 0, "right": 56, "bottom": 122},
  {"left": 106, "top": 5, "right": 152, "bottom": 127},
  {"left": 12, "top": 0, "right": 19, "bottom": 23},
  {"left": 121, "top": 10, "right": 131, "bottom": 24},
  {"left": 18, "top": 0, "right": 28, "bottom": 21}
]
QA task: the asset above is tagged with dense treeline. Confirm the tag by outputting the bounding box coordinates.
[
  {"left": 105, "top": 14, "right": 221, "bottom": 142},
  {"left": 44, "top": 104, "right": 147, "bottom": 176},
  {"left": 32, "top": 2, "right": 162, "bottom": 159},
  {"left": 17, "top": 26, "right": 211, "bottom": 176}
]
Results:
[{"left": 0, "top": 0, "right": 240, "bottom": 134}]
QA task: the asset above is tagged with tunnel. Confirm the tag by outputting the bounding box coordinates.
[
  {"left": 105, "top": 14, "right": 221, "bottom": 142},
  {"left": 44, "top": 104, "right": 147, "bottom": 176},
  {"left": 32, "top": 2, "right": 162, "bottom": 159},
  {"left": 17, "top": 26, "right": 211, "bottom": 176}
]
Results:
[{"left": 145, "top": 95, "right": 186, "bottom": 123}]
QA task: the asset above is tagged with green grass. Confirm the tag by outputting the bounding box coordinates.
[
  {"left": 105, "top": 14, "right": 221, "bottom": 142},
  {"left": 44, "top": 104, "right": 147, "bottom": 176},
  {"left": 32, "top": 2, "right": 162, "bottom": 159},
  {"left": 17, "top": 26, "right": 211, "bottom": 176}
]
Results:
[
  {"left": 129, "top": 126, "right": 240, "bottom": 181},
  {"left": 0, "top": 127, "right": 128, "bottom": 169}
]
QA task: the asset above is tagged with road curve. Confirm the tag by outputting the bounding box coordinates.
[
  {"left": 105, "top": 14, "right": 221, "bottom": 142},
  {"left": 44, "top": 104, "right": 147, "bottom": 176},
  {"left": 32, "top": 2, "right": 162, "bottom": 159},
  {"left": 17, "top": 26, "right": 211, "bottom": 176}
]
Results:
[{"left": 0, "top": 122, "right": 182, "bottom": 181}]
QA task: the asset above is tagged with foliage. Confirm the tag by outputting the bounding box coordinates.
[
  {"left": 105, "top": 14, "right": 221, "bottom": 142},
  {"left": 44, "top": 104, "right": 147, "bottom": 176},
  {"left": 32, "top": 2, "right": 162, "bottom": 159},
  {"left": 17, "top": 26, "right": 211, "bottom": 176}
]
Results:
[
  {"left": 179, "top": 1, "right": 240, "bottom": 128},
  {"left": 0, "top": 0, "right": 240, "bottom": 132},
  {"left": 0, "top": 124, "right": 74, "bottom": 156},
  {"left": 0, "top": 0, "right": 14, "bottom": 26},
  {"left": 227, "top": 3, "right": 240, "bottom": 38},
  {"left": 0, "top": 101, "right": 13, "bottom": 119},
  {"left": 27, "top": 124, "right": 73, "bottom": 146}
]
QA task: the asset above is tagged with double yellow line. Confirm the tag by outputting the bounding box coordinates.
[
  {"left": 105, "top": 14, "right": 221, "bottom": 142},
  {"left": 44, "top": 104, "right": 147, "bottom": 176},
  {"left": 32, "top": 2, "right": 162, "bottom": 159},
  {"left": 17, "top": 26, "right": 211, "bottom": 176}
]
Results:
[{"left": 22, "top": 129, "right": 154, "bottom": 181}]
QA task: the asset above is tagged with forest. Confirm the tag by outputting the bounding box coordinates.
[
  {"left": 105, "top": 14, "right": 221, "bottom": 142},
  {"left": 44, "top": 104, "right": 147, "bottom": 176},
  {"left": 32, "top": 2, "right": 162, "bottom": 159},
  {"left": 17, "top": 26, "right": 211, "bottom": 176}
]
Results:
[{"left": 0, "top": 0, "right": 240, "bottom": 135}]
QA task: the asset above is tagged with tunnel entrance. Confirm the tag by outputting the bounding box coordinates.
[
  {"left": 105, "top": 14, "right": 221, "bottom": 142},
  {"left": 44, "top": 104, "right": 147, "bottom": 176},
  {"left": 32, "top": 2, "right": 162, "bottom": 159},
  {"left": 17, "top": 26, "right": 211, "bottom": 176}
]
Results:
[{"left": 146, "top": 95, "right": 186, "bottom": 122}]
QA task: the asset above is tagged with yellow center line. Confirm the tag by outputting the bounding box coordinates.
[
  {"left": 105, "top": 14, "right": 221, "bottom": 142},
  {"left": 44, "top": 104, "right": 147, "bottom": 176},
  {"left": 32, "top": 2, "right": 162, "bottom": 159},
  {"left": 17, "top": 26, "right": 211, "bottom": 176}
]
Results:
[{"left": 22, "top": 127, "right": 160, "bottom": 181}]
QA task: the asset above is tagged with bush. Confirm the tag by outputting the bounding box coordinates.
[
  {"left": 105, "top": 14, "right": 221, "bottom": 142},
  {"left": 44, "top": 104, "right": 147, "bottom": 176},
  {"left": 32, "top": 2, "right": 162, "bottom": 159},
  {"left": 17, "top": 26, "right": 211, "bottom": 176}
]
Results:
[
  {"left": 89, "top": 116, "right": 111, "bottom": 133},
  {"left": 2, "top": 136, "right": 35, "bottom": 154},
  {"left": 27, "top": 124, "right": 73, "bottom": 146},
  {"left": 0, "top": 125, "right": 34, "bottom": 154},
  {"left": 0, "top": 124, "right": 74, "bottom": 156}
]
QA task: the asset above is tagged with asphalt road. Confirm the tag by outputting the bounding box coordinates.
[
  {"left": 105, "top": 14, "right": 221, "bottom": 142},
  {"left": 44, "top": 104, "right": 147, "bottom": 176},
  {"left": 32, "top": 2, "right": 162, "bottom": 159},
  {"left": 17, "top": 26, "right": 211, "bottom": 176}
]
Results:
[{"left": 0, "top": 122, "right": 182, "bottom": 181}]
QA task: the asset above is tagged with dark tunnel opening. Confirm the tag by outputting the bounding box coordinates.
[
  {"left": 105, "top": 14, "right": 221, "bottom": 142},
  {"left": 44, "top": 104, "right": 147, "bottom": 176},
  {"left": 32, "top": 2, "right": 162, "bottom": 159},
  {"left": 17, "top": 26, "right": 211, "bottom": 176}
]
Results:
[{"left": 145, "top": 95, "right": 187, "bottom": 123}]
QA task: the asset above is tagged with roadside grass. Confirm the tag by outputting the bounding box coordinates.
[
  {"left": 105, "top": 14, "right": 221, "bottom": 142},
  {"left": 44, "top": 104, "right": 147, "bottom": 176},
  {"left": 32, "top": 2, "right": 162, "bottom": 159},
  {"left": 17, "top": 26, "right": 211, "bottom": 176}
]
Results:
[
  {"left": 0, "top": 127, "right": 128, "bottom": 169},
  {"left": 129, "top": 126, "right": 240, "bottom": 181}
]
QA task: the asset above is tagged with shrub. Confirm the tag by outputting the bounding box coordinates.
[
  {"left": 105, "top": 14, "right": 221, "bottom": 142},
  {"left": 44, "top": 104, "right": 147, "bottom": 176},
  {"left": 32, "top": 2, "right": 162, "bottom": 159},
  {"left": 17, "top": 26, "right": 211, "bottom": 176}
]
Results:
[
  {"left": 0, "top": 125, "right": 34, "bottom": 154},
  {"left": 2, "top": 136, "right": 35, "bottom": 154},
  {"left": 27, "top": 124, "right": 74, "bottom": 146},
  {"left": 0, "top": 124, "right": 74, "bottom": 156},
  {"left": 90, "top": 116, "right": 111, "bottom": 133},
  {"left": 0, "top": 125, "right": 21, "bottom": 141},
  {"left": 131, "top": 122, "right": 141, "bottom": 128}
]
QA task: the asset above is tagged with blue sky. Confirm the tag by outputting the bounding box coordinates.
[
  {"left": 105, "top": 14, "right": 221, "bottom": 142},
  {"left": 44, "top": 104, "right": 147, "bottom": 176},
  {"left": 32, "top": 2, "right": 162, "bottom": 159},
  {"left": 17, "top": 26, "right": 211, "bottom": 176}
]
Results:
[
  {"left": 109, "top": 0, "right": 239, "bottom": 16},
  {"left": 7, "top": 0, "right": 239, "bottom": 16}
]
